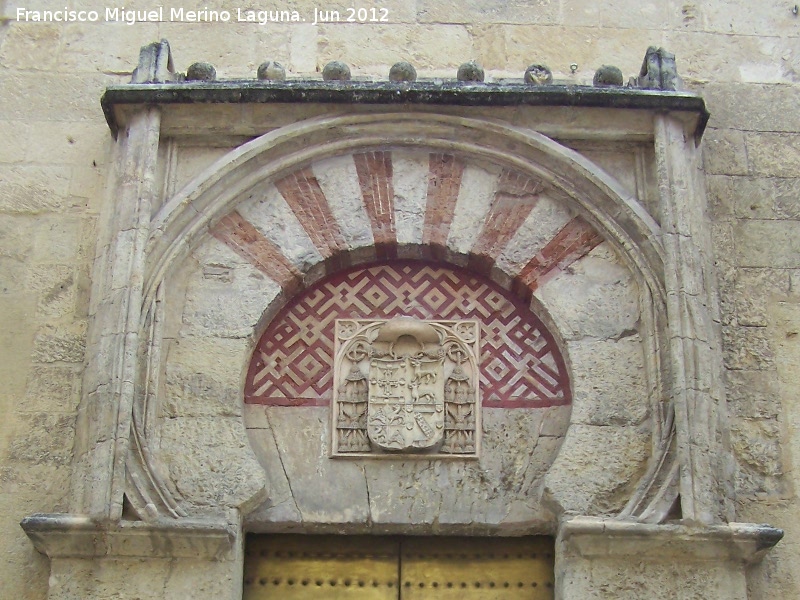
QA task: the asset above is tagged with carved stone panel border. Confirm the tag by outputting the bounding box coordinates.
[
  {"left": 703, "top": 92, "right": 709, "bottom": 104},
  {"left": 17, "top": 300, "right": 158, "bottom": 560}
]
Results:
[{"left": 332, "top": 318, "right": 480, "bottom": 458}]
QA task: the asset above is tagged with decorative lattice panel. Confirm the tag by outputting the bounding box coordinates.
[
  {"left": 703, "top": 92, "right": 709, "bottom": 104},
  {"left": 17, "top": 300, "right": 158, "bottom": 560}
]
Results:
[{"left": 245, "top": 262, "right": 570, "bottom": 408}]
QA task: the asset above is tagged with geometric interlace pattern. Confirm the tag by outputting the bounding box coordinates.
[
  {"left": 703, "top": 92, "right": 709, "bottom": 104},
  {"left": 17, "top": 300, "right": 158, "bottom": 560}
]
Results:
[{"left": 245, "top": 262, "right": 571, "bottom": 408}]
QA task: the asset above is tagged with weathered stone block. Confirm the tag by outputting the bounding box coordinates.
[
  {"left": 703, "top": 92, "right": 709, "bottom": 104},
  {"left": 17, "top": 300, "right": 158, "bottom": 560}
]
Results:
[
  {"left": 289, "top": 23, "right": 317, "bottom": 74},
  {"left": 317, "top": 24, "right": 473, "bottom": 72},
  {"left": 704, "top": 83, "right": 800, "bottom": 132},
  {"left": 390, "top": 151, "right": 428, "bottom": 246},
  {"left": 24, "top": 365, "right": 81, "bottom": 413},
  {"left": 59, "top": 22, "right": 161, "bottom": 75},
  {"left": 0, "top": 258, "right": 27, "bottom": 295},
  {"left": 536, "top": 244, "right": 640, "bottom": 341},
  {"left": 734, "top": 268, "right": 790, "bottom": 327},
  {"left": 244, "top": 407, "right": 302, "bottom": 527},
  {"left": 0, "top": 165, "right": 72, "bottom": 214},
  {"left": 746, "top": 132, "right": 800, "bottom": 178},
  {"left": 568, "top": 337, "right": 649, "bottom": 426},
  {"left": 246, "top": 404, "right": 565, "bottom": 531},
  {"left": 160, "top": 416, "right": 266, "bottom": 511},
  {"left": 0, "top": 23, "right": 61, "bottom": 71},
  {"left": 539, "top": 405, "right": 572, "bottom": 437},
  {"left": 504, "top": 26, "right": 644, "bottom": 77},
  {"left": 722, "top": 325, "right": 775, "bottom": 370},
  {"left": 769, "top": 300, "right": 800, "bottom": 386},
  {"left": 731, "top": 418, "right": 783, "bottom": 478},
  {"left": 560, "top": 556, "right": 748, "bottom": 600},
  {"left": 6, "top": 413, "right": 75, "bottom": 467},
  {"left": 665, "top": 31, "right": 791, "bottom": 84},
  {"left": 163, "top": 336, "right": 250, "bottom": 417},
  {"left": 703, "top": 128, "right": 749, "bottom": 175},
  {"left": 24, "top": 121, "right": 110, "bottom": 167},
  {"left": 32, "top": 325, "right": 86, "bottom": 364},
  {"left": 0, "top": 121, "right": 28, "bottom": 164},
  {"left": 731, "top": 177, "right": 800, "bottom": 220},
  {"left": 418, "top": 0, "right": 559, "bottom": 25},
  {"left": 0, "top": 215, "right": 35, "bottom": 262},
  {"left": 30, "top": 216, "right": 86, "bottom": 264},
  {"left": 163, "top": 366, "right": 241, "bottom": 417},
  {"left": 711, "top": 222, "right": 737, "bottom": 326},
  {"left": 0, "top": 515, "right": 49, "bottom": 600},
  {"left": 0, "top": 71, "right": 114, "bottom": 122},
  {"left": 705, "top": 174, "right": 736, "bottom": 220},
  {"left": 69, "top": 166, "right": 106, "bottom": 208},
  {"left": 562, "top": 0, "right": 667, "bottom": 29},
  {"left": 180, "top": 241, "right": 282, "bottom": 339},
  {"left": 733, "top": 220, "right": 800, "bottom": 268},
  {"left": 725, "top": 370, "right": 782, "bottom": 419},
  {"left": 172, "top": 146, "right": 231, "bottom": 196},
  {"left": 447, "top": 163, "right": 501, "bottom": 256},
  {"left": 0, "top": 296, "right": 36, "bottom": 400},
  {"left": 162, "top": 21, "right": 293, "bottom": 78},
  {"left": 668, "top": 1, "right": 800, "bottom": 36},
  {"left": 256, "top": 407, "right": 370, "bottom": 524},
  {"left": 25, "top": 265, "right": 78, "bottom": 318},
  {"left": 312, "top": 154, "right": 375, "bottom": 250},
  {"left": 733, "top": 419, "right": 788, "bottom": 500},
  {"left": 0, "top": 463, "right": 72, "bottom": 512},
  {"left": 237, "top": 185, "right": 322, "bottom": 271},
  {"left": 573, "top": 146, "right": 641, "bottom": 200},
  {"left": 47, "top": 556, "right": 240, "bottom": 600},
  {"left": 495, "top": 194, "right": 573, "bottom": 276},
  {"left": 545, "top": 424, "right": 650, "bottom": 514}
]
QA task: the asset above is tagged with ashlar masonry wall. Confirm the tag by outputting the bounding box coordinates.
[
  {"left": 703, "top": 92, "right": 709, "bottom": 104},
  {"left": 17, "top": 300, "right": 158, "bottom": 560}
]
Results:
[{"left": 1, "top": 1, "right": 799, "bottom": 598}]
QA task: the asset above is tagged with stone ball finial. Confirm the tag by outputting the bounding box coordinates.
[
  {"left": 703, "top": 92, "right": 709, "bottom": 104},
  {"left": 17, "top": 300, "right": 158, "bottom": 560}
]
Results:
[
  {"left": 322, "top": 60, "right": 351, "bottom": 81},
  {"left": 185, "top": 62, "right": 216, "bottom": 81},
  {"left": 389, "top": 61, "right": 417, "bottom": 83},
  {"left": 457, "top": 60, "right": 485, "bottom": 82},
  {"left": 524, "top": 63, "right": 553, "bottom": 85},
  {"left": 257, "top": 61, "right": 286, "bottom": 81},
  {"left": 593, "top": 65, "right": 624, "bottom": 87}
]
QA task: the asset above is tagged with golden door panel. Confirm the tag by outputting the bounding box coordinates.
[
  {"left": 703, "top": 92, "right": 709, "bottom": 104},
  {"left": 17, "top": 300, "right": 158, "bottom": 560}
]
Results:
[
  {"left": 400, "top": 537, "right": 554, "bottom": 600},
  {"left": 243, "top": 535, "right": 399, "bottom": 599},
  {"left": 243, "top": 535, "right": 554, "bottom": 600}
]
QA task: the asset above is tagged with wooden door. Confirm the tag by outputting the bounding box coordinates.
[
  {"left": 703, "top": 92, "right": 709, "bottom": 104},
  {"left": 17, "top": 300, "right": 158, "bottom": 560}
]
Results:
[{"left": 243, "top": 535, "right": 554, "bottom": 599}]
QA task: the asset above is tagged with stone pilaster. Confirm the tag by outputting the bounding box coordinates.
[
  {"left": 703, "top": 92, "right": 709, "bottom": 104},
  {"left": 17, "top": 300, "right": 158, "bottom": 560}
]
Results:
[
  {"left": 71, "top": 107, "right": 162, "bottom": 519},
  {"left": 654, "top": 114, "right": 735, "bottom": 524}
]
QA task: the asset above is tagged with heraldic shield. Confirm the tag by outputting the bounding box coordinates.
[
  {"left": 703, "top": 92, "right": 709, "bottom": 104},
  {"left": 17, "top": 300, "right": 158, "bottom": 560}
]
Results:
[
  {"left": 367, "top": 354, "right": 445, "bottom": 451},
  {"left": 332, "top": 317, "right": 480, "bottom": 457}
]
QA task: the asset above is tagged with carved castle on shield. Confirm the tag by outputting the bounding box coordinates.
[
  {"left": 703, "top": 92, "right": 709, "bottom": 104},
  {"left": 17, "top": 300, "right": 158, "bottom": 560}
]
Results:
[{"left": 332, "top": 318, "right": 480, "bottom": 458}]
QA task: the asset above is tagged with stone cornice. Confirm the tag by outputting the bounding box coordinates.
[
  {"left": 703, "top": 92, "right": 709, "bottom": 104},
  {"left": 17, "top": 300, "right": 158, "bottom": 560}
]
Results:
[{"left": 100, "top": 81, "right": 709, "bottom": 141}]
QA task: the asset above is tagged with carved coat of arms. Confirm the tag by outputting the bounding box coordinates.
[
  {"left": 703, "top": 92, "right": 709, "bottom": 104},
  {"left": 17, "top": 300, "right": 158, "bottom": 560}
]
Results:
[{"left": 332, "top": 318, "right": 479, "bottom": 458}]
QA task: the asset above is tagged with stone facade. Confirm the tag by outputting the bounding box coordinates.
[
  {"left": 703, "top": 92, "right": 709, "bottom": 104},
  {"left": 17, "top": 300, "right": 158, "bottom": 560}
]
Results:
[{"left": 1, "top": 2, "right": 799, "bottom": 598}]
